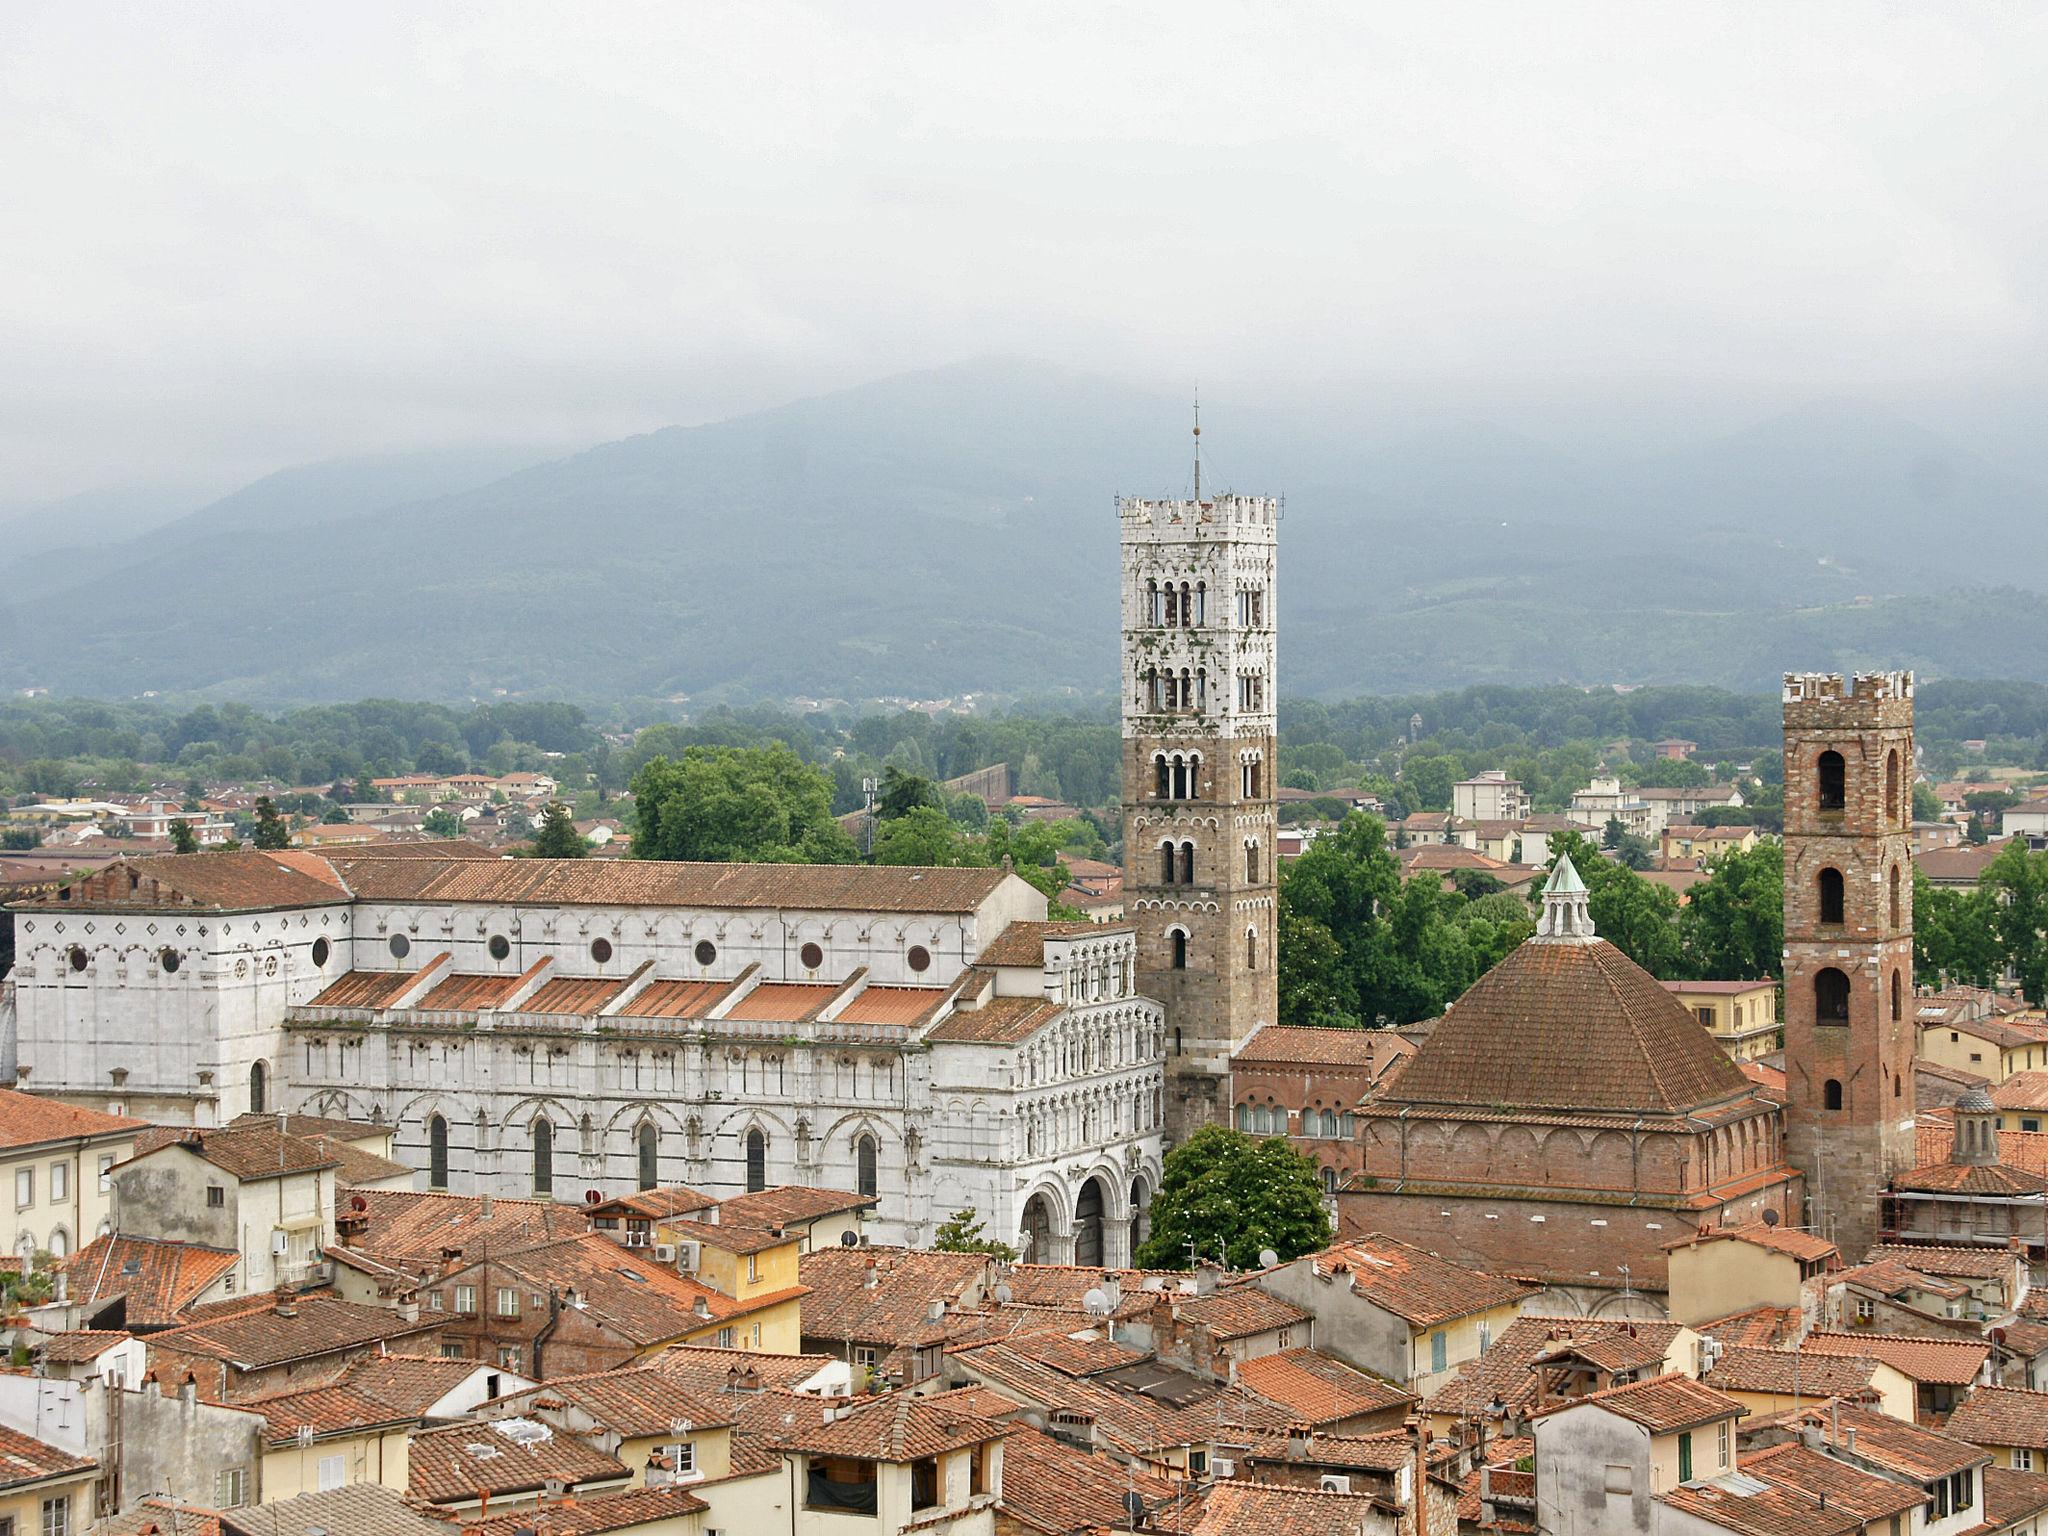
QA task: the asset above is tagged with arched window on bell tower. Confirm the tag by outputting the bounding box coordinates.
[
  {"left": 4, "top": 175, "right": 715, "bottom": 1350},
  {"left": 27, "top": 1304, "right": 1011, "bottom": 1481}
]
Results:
[
  {"left": 1160, "top": 843, "right": 1176, "bottom": 885},
  {"left": 1818, "top": 867, "right": 1845, "bottom": 925},
  {"left": 1817, "top": 750, "right": 1846, "bottom": 812},
  {"left": 1815, "top": 967, "right": 1850, "bottom": 1024},
  {"left": 1179, "top": 842, "right": 1195, "bottom": 884},
  {"left": 1155, "top": 755, "right": 1169, "bottom": 799}
]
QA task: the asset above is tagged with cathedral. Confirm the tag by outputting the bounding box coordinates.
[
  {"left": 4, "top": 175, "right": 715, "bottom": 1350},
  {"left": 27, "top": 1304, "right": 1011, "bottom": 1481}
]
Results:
[{"left": 1, "top": 437, "right": 1286, "bottom": 1264}]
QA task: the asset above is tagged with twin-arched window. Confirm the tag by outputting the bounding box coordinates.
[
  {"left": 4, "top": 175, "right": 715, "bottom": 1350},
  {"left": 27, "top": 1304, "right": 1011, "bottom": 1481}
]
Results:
[{"left": 1160, "top": 842, "right": 1196, "bottom": 886}]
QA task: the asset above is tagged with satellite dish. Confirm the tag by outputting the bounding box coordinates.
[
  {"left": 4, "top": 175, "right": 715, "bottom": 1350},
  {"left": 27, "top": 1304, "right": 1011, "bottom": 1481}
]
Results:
[
  {"left": 1123, "top": 1489, "right": 1146, "bottom": 1521},
  {"left": 584, "top": 1189, "right": 602, "bottom": 1205},
  {"left": 1082, "top": 1287, "right": 1110, "bottom": 1316},
  {"left": 1761, "top": 1209, "right": 1781, "bottom": 1227},
  {"left": 839, "top": 1230, "right": 860, "bottom": 1246},
  {"left": 995, "top": 1283, "right": 1014, "bottom": 1304},
  {"left": 349, "top": 1194, "right": 367, "bottom": 1212},
  {"left": 1257, "top": 1248, "right": 1280, "bottom": 1270}
]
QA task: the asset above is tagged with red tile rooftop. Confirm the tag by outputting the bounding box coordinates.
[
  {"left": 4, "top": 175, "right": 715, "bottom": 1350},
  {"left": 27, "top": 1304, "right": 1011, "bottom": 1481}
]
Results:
[{"left": 725, "top": 982, "right": 839, "bottom": 1022}]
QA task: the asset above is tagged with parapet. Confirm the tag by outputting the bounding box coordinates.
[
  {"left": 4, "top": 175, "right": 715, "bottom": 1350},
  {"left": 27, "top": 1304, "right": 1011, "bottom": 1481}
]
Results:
[
  {"left": 1118, "top": 493, "right": 1279, "bottom": 534},
  {"left": 1782, "top": 671, "right": 1914, "bottom": 705}
]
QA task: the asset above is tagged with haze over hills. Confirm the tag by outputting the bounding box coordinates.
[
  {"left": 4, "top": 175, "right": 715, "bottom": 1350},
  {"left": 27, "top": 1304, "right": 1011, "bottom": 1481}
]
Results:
[{"left": 3, "top": 358, "right": 2045, "bottom": 706}]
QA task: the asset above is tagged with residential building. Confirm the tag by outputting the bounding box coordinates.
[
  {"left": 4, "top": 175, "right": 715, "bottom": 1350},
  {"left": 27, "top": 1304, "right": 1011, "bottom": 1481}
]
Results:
[
  {"left": 797, "top": 1247, "right": 992, "bottom": 1390},
  {"left": 1698, "top": 1345, "right": 1912, "bottom": 1422},
  {"left": 1947, "top": 1385, "right": 2048, "bottom": 1471},
  {"left": 0, "top": 1424, "right": 95, "bottom": 1536},
  {"left": 1799, "top": 1329, "right": 1992, "bottom": 1420},
  {"left": 1885, "top": 1091, "right": 2048, "bottom": 1263},
  {"left": 144, "top": 1291, "right": 444, "bottom": 1401},
  {"left": 1420, "top": 1317, "right": 1704, "bottom": 1436},
  {"left": 1747, "top": 1403, "right": 1991, "bottom": 1536},
  {"left": 1659, "top": 825, "right": 1760, "bottom": 865},
  {"left": 0, "top": 1088, "right": 144, "bottom": 1262},
  {"left": 772, "top": 1392, "right": 1004, "bottom": 1534},
  {"left": 51, "top": 1233, "right": 241, "bottom": 1332},
  {"left": 1568, "top": 776, "right": 1654, "bottom": 838},
  {"left": 1252, "top": 1234, "right": 1534, "bottom": 1395},
  {"left": 407, "top": 1414, "right": 634, "bottom": 1513},
  {"left": 1119, "top": 480, "right": 1279, "bottom": 1141},
  {"left": 1919, "top": 1002, "right": 2048, "bottom": 1084},
  {"left": 1453, "top": 773, "right": 1530, "bottom": 823},
  {"left": 1661, "top": 1222, "right": 1838, "bottom": 1326},
  {"left": 1532, "top": 1375, "right": 1747, "bottom": 1534},
  {"left": 486, "top": 1364, "right": 737, "bottom": 1488},
  {"left": 1660, "top": 980, "right": 1783, "bottom": 1062}
]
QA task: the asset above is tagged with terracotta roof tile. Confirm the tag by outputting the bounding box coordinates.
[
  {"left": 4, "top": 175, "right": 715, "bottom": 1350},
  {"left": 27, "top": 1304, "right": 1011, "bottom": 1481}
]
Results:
[
  {"left": 1740, "top": 1441, "right": 1925, "bottom": 1521},
  {"left": 1832, "top": 1257, "right": 1970, "bottom": 1300},
  {"left": 616, "top": 978, "right": 730, "bottom": 1020},
  {"left": 1779, "top": 1402, "right": 1987, "bottom": 1481},
  {"left": 147, "top": 1293, "right": 441, "bottom": 1371},
  {"left": 644, "top": 1344, "right": 838, "bottom": 1396},
  {"left": 345, "top": 1188, "right": 583, "bottom": 1269},
  {"left": 1700, "top": 1347, "right": 1882, "bottom": 1398},
  {"left": 1665, "top": 1222, "right": 1839, "bottom": 1264},
  {"left": 1694, "top": 1306, "right": 1804, "bottom": 1349},
  {"left": 240, "top": 1380, "right": 415, "bottom": 1447},
  {"left": 1186, "top": 1482, "right": 1400, "bottom": 1536},
  {"left": 199, "top": 1483, "right": 451, "bottom": 1535},
  {"left": 1381, "top": 938, "right": 1756, "bottom": 1114},
  {"left": 0, "top": 1088, "right": 144, "bottom": 1149},
  {"left": 324, "top": 1352, "right": 493, "bottom": 1416},
  {"left": 496, "top": 1365, "right": 733, "bottom": 1438},
  {"left": 799, "top": 1247, "right": 988, "bottom": 1347},
  {"left": 58, "top": 1234, "right": 238, "bottom": 1329},
  {"left": 988, "top": 1328, "right": 1146, "bottom": 1378},
  {"left": 1986, "top": 1466, "right": 2048, "bottom": 1528},
  {"left": 1422, "top": 1316, "right": 1687, "bottom": 1419},
  {"left": 1298, "top": 1234, "right": 1538, "bottom": 1328},
  {"left": 993, "top": 1421, "right": 1180, "bottom": 1534},
  {"left": 460, "top": 1484, "right": 710, "bottom": 1535},
  {"left": 0, "top": 1422, "right": 94, "bottom": 1490},
  {"left": 923, "top": 995, "right": 1064, "bottom": 1043},
  {"left": 584, "top": 1187, "right": 719, "bottom": 1222},
  {"left": 1865, "top": 1243, "right": 2022, "bottom": 1282},
  {"left": 1175, "top": 1287, "right": 1310, "bottom": 1341},
  {"left": 1945, "top": 1385, "right": 2048, "bottom": 1450},
  {"left": 10, "top": 850, "right": 349, "bottom": 913},
  {"left": 32, "top": 1328, "right": 133, "bottom": 1364},
  {"left": 1233, "top": 1024, "right": 1417, "bottom": 1071},
  {"left": 725, "top": 981, "right": 840, "bottom": 1022},
  {"left": 719, "top": 1185, "right": 877, "bottom": 1228},
  {"left": 1237, "top": 1348, "right": 1413, "bottom": 1424},
  {"left": 415, "top": 969, "right": 526, "bottom": 1011},
  {"left": 473, "top": 1232, "right": 796, "bottom": 1345},
  {"left": 1893, "top": 1160, "right": 2048, "bottom": 1195},
  {"left": 1801, "top": 1329, "right": 1990, "bottom": 1387},
  {"left": 128, "top": 1123, "right": 338, "bottom": 1181},
  {"left": 520, "top": 974, "right": 628, "bottom": 1015},
  {"left": 975, "top": 920, "right": 1117, "bottom": 967},
  {"left": 304, "top": 967, "right": 425, "bottom": 1009},
  {"left": 328, "top": 854, "right": 1013, "bottom": 913},
  {"left": 1657, "top": 1480, "right": 1860, "bottom": 1536},
  {"left": 773, "top": 1393, "right": 1003, "bottom": 1460},
  {"left": 1543, "top": 1372, "right": 1742, "bottom": 1433},
  {"left": 835, "top": 985, "right": 949, "bottom": 1026},
  {"left": 407, "top": 1415, "right": 630, "bottom": 1504}
]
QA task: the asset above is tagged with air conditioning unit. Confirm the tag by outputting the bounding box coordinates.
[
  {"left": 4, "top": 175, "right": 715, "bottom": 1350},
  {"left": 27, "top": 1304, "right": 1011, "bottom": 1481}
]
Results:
[
  {"left": 672, "top": 1240, "right": 700, "bottom": 1273},
  {"left": 1319, "top": 1475, "right": 1351, "bottom": 1494},
  {"left": 1209, "top": 1457, "right": 1234, "bottom": 1479},
  {"left": 270, "top": 1230, "right": 289, "bottom": 1256},
  {"left": 654, "top": 1244, "right": 676, "bottom": 1264}
]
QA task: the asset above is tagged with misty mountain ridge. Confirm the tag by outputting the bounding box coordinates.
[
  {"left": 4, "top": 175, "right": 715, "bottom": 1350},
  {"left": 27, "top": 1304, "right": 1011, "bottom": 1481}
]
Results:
[{"left": 3, "top": 357, "right": 2044, "bottom": 705}]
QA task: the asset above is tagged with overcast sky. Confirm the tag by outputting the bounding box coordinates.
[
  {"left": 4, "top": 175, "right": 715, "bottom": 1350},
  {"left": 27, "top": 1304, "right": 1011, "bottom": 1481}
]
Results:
[{"left": 4, "top": 2, "right": 2046, "bottom": 502}]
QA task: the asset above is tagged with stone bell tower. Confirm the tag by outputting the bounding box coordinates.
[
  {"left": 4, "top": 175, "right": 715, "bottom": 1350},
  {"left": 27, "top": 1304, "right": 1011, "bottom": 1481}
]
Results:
[
  {"left": 1782, "top": 670, "right": 1916, "bottom": 1258},
  {"left": 1120, "top": 414, "right": 1279, "bottom": 1142}
]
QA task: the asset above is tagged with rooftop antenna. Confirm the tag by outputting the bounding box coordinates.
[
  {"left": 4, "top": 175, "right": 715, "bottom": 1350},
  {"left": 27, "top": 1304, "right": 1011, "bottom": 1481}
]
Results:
[{"left": 1191, "top": 388, "right": 1202, "bottom": 501}]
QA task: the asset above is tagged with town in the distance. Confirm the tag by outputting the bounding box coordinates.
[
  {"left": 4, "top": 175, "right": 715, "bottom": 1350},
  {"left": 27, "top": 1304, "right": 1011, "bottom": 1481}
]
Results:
[{"left": 7, "top": 458, "right": 2048, "bottom": 1536}]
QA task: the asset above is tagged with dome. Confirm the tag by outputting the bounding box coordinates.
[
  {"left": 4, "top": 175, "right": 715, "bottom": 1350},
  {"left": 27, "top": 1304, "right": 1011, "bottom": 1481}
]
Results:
[
  {"left": 1379, "top": 935, "right": 1755, "bottom": 1116},
  {"left": 1956, "top": 1085, "right": 1998, "bottom": 1115}
]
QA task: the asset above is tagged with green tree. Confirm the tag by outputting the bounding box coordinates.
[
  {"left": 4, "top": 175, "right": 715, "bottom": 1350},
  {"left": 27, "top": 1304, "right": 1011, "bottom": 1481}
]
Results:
[
  {"left": 878, "top": 766, "right": 943, "bottom": 821},
  {"left": 530, "top": 802, "right": 589, "bottom": 859},
  {"left": 1, "top": 828, "right": 39, "bottom": 851},
  {"left": 1678, "top": 841, "right": 1783, "bottom": 980},
  {"left": 1984, "top": 842, "right": 2048, "bottom": 1005},
  {"left": 1401, "top": 754, "right": 1457, "bottom": 811},
  {"left": 422, "top": 807, "right": 462, "bottom": 839},
  {"left": 1911, "top": 781, "right": 1944, "bottom": 824},
  {"left": 873, "top": 807, "right": 966, "bottom": 867},
  {"left": 169, "top": 818, "right": 199, "bottom": 855},
  {"left": 1134, "top": 1125, "right": 1332, "bottom": 1271},
  {"left": 631, "top": 746, "right": 857, "bottom": 865},
  {"left": 932, "top": 1208, "right": 1017, "bottom": 1261},
  {"left": 250, "top": 796, "right": 290, "bottom": 851},
  {"left": 1914, "top": 869, "right": 2004, "bottom": 990}
]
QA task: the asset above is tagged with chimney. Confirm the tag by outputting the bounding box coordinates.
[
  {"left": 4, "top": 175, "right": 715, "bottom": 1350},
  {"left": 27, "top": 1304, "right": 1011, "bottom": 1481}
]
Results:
[
  {"left": 397, "top": 1292, "right": 420, "bottom": 1324},
  {"left": 1101, "top": 1272, "right": 1122, "bottom": 1311},
  {"left": 646, "top": 1451, "right": 671, "bottom": 1488},
  {"left": 1288, "top": 1422, "right": 1312, "bottom": 1460},
  {"left": 178, "top": 1372, "right": 197, "bottom": 1407},
  {"left": 142, "top": 1371, "right": 160, "bottom": 1399},
  {"left": 543, "top": 1477, "right": 567, "bottom": 1500},
  {"left": 1194, "top": 1260, "right": 1220, "bottom": 1297},
  {"left": 693, "top": 1295, "right": 712, "bottom": 1320},
  {"left": 928, "top": 1298, "right": 947, "bottom": 1322},
  {"left": 864, "top": 1258, "right": 878, "bottom": 1289},
  {"left": 480, "top": 1192, "right": 493, "bottom": 1220},
  {"left": 1844, "top": 1427, "right": 1857, "bottom": 1456},
  {"left": 274, "top": 1294, "right": 297, "bottom": 1319}
]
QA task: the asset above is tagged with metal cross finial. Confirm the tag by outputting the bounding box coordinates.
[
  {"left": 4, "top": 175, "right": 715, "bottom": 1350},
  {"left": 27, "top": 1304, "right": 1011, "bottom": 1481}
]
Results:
[{"left": 1192, "top": 387, "right": 1202, "bottom": 501}]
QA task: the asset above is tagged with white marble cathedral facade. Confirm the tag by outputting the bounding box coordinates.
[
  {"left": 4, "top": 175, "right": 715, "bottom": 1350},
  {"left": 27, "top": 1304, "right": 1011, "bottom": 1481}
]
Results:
[{"left": 6, "top": 852, "right": 1165, "bottom": 1263}]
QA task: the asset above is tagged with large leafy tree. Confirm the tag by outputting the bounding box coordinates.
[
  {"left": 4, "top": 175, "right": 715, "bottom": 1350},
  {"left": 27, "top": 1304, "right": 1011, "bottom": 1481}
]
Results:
[
  {"left": 1135, "top": 1125, "right": 1332, "bottom": 1271},
  {"left": 1984, "top": 841, "right": 2048, "bottom": 1005},
  {"left": 1277, "top": 812, "right": 1530, "bottom": 1029},
  {"left": 169, "top": 818, "right": 199, "bottom": 855},
  {"left": 631, "top": 746, "right": 857, "bottom": 865},
  {"left": 877, "top": 766, "right": 944, "bottom": 821},
  {"left": 1914, "top": 868, "right": 2004, "bottom": 990},
  {"left": 1678, "top": 840, "right": 1783, "bottom": 980},
  {"left": 871, "top": 807, "right": 1075, "bottom": 905}
]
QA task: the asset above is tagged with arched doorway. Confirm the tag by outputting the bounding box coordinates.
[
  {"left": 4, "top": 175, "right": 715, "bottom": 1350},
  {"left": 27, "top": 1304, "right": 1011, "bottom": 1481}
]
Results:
[
  {"left": 1075, "top": 1177, "right": 1108, "bottom": 1269},
  {"left": 1021, "top": 1192, "right": 1057, "bottom": 1263}
]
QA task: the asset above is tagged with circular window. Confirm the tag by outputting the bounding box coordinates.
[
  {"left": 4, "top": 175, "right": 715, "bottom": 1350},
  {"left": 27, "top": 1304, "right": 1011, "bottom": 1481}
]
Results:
[
  {"left": 907, "top": 945, "right": 932, "bottom": 974},
  {"left": 488, "top": 935, "right": 511, "bottom": 961},
  {"left": 388, "top": 933, "right": 411, "bottom": 959},
  {"left": 67, "top": 946, "right": 88, "bottom": 972},
  {"left": 694, "top": 939, "right": 717, "bottom": 967},
  {"left": 264, "top": 955, "right": 278, "bottom": 976},
  {"left": 160, "top": 949, "right": 180, "bottom": 974},
  {"left": 591, "top": 937, "right": 613, "bottom": 964},
  {"left": 799, "top": 941, "right": 824, "bottom": 971},
  {"left": 311, "top": 937, "right": 330, "bottom": 968}
]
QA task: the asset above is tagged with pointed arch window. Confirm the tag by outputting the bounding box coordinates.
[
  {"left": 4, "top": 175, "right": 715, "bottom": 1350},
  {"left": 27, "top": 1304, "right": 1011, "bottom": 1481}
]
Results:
[
  {"left": 428, "top": 1115, "right": 449, "bottom": 1190},
  {"left": 856, "top": 1133, "right": 878, "bottom": 1198},
  {"left": 531, "top": 1118, "right": 554, "bottom": 1196},
  {"left": 637, "top": 1122, "right": 658, "bottom": 1191},
  {"left": 1891, "top": 968, "right": 1903, "bottom": 1024},
  {"left": 248, "top": 1060, "right": 267, "bottom": 1116},
  {"left": 745, "top": 1128, "right": 766, "bottom": 1193},
  {"left": 1886, "top": 750, "right": 1901, "bottom": 825},
  {"left": 1890, "top": 864, "right": 1902, "bottom": 930}
]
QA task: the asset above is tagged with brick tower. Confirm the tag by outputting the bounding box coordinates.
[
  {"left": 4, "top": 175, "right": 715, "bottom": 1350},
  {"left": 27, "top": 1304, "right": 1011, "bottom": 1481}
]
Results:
[
  {"left": 1120, "top": 424, "right": 1279, "bottom": 1143},
  {"left": 1782, "top": 670, "right": 1916, "bottom": 1258}
]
